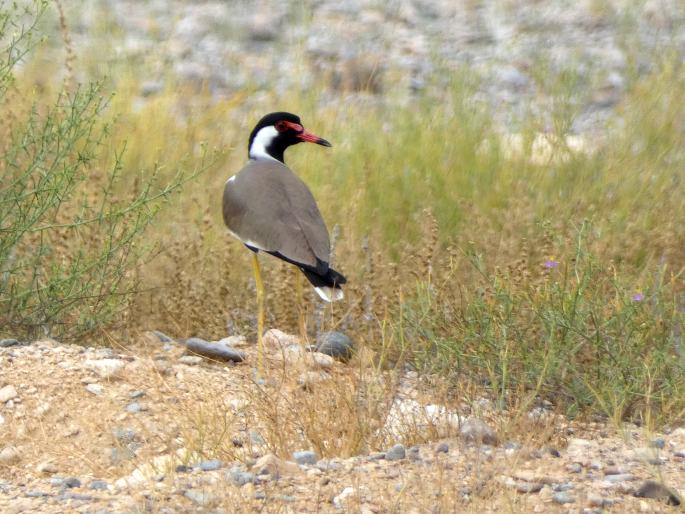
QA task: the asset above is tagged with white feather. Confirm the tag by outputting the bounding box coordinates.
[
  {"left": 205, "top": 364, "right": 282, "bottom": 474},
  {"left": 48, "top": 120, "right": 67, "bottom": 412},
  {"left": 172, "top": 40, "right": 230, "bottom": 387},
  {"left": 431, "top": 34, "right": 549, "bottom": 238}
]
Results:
[
  {"left": 315, "top": 286, "right": 344, "bottom": 302},
  {"left": 248, "top": 126, "right": 280, "bottom": 162}
]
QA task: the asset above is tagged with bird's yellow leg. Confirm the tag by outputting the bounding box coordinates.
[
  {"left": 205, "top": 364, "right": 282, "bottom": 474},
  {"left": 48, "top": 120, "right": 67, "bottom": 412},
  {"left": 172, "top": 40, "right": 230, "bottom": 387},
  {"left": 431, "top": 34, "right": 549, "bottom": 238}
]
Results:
[
  {"left": 295, "top": 269, "right": 306, "bottom": 342},
  {"left": 252, "top": 253, "right": 265, "bottom": 377}
]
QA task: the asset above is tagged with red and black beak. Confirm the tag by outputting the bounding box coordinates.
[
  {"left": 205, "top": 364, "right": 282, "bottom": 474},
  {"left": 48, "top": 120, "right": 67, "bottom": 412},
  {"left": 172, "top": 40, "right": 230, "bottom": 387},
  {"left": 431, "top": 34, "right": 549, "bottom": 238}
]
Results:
[{"left": 297, "top": 130, "right": 332, "bottom": 147}]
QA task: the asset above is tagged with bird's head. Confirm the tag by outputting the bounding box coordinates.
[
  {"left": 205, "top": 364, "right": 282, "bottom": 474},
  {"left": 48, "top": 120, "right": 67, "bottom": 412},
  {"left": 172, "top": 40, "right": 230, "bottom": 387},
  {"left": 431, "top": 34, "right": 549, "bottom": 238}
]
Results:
[{"left": 248, "top": 112, "right": 331, "bottom": 163}]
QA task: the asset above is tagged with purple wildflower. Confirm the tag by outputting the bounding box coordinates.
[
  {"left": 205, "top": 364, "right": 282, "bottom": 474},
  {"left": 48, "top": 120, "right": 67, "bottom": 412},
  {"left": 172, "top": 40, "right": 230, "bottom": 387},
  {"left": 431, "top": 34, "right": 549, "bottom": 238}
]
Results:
[
  {"left": 543, "top": 256, "right": 559, "bottom": 269},
  {"left": 631, "top": 291, "right": 645, "bottom": 302}
]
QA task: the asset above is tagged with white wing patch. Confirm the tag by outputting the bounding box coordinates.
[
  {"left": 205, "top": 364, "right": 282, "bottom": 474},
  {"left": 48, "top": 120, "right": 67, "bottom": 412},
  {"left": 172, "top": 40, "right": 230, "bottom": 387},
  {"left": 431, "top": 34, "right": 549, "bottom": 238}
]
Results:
[
  {"left": 314, "top": 286, "right": 344, "bottom": 302},
  {"left": 249, "top": 126, "right": 280, "bottom": 162}
]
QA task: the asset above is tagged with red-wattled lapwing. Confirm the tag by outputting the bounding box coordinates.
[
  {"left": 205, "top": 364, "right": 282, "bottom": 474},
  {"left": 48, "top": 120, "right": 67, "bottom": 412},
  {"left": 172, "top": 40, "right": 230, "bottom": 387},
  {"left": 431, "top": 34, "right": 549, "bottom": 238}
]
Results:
[{"left": 223, "top": 112, "right": 346, "bottom": 370}]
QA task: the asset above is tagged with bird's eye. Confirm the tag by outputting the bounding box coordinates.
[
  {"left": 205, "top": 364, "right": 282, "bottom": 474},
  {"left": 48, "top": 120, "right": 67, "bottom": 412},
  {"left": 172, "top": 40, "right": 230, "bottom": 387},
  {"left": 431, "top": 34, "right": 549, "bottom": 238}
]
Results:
[{"left": 275, "top": 121, "right": 288, "bottom": 132}]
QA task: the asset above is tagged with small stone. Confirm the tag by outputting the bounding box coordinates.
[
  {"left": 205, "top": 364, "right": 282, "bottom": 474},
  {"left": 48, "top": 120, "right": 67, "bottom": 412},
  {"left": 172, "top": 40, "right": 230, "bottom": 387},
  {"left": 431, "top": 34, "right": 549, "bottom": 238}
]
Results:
[
  {"left": 178, "top": 355, "right": 203, "bottom": 365},
  {"left": 184, "top": 489, "right": 216, "bottom": 506},
  {"left": 85, "top": 383, "right": 104, "bottom": 396},
  {"left": 197, "top": 459, "right": 223, "bottom": 471},
  {"left": 126, "top": 402, "right": 146, "bottom": 413},
  {"left": 512, "top": 481, "right": 543, "bottom": 493},
  {"left": 553, "top": 491, "right": 575, "bottom": 504},
  {"left": 0, "top": 413, "right": 4, "bottom": 425},
  {"left": 0, "top": 446, "right": 20, "bottom": 464},
  {"left": 217, "top": 335, "right": 248, "bottom": 347},
  {"left": 129, "top": 390, "right": 145, "bottom": 399},
  {"left": 25, "top": 491, "right": 48, "bottom": 497},
  {"left": 227, "top": 467, "right": 255, "bottom": 486},
  {"left": 84, "top": 358, "right": 125, "bottom": 379},
  {"left": 112, "top": 428, "right": 138, "bottom": 443},
  {"left": 263, "top": 329, "right": 300, "bottom": 351},
  {"left": 386, "top": 444, "right": 406, "bottom": 461},
  {"left": 605, "top": 473, "right": 634, "bottom": 483},
  {"left": 588, "top": 493, "right": 613, "bottom": 507},
  {"left": 315, "top": 332, "right": 354, "bottom": 362},
  {"left": 110, "top": 447, "right": 136, "bottom": 464},
  {"left": 63, "top": 477, "right": 81, "bottom": 488},
  {"left": 368, "top": 452, "right": 386, "bottom": 461},
  {"left": 650, "top": 437, "right": 666, "bottom": 449},
  {"left": 333, "top": 487, "right": 356, "bottom": 509},
  {"left": 252, "top": 454, "right": 300, "bottom": 478},
  {"left": 37, "top": 461, "right": 58, "bottom": 474},
  {"left": 0, "top": 339, "right": 20, "bottom": 347},
  {"left": 293, "top": 450, "right": 318, "bottom": 466},
  {"left": 460, "top": 417, "right": 498, "bottom": 445},
  {"left": 634, "top": 480, "right": 681, "bottom": 506},
  {"left": 309, "top": 352, "right": 335, "bottom": 369},
  {"left": 152, "top": 330, "right": 173, "bottom": 342},
  {"left": 89, "top": 480, "right": 109, "bottom": 491},
  {"left": 435, "top": 442, "right": 449, "bottom": 453},
  {"left": 407, "top": 446, "right": 420, "bottom": 461},
  {"left": 184, "top": 337, "right": 245, "bottom": 362},
  {"left": 0, "top": 385, "right": 18, "bottom": 403}
]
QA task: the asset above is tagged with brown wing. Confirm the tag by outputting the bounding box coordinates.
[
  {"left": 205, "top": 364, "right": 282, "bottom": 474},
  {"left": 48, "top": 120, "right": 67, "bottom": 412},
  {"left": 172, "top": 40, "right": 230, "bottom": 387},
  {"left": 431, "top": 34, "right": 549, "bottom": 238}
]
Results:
[{"left": 222, "top": 159, "right": 330, "bottom": 269}]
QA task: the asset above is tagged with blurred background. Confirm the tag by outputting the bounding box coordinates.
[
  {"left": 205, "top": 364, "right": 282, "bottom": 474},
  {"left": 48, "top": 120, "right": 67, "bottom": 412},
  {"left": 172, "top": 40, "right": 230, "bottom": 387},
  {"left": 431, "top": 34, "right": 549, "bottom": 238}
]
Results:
[{"left": 2, "top": 0, "right": 685, "bottom": 423}]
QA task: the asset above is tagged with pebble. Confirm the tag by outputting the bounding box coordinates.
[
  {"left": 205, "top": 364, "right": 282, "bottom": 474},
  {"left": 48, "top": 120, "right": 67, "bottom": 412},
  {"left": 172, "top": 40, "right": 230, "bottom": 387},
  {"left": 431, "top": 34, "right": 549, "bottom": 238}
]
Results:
[
  {"left": 129, "top": 390, "right": 145, "bottom": 399},
  {"left": 315, "top": 332, "right": 354, "bottom": 362},
  {"left": 0, "top": 446, "right": 20, "bottom": 464},
  {"left": 178, "top": 355, "right": 203, "bottom": 365},
  {"left": 293, "top": 450, "right": 318, "bottom": 466},
  {"left": 227, "top": 467, "right": 255, "bottom": 486},
  {"left": 126, "top": 402, "right": 146, "bottom": 413},
  {"left": 37, "top": 461, "right": 58, "bottom": 474},
  {"left": 85, "top": 383, "right": 104, "bottom": 396},
  {"left": 112, "top": 428, "right": 138, "bottom": 443},
  {"left": 84, "top": 358, "right": 125, "bottom": 378},
  {"left": 460, "top": 417, "right": 498, "bottom": 446},
  {"left": 197, "top": 459, "right": 223, "bottom": 471},
  {"left": 512, "top": 481, "right": 543, "bottom": 493},
  {"left": 184, "top": 337, "right": 245, "bottom": 362},
  {"left": 650, "top": 437, "right": 666, "bottom": 449},
  {"left": 567, "top": 463, "right": 582, "bottom": 473},
  {"left": 553, "top": 491, "right": 575, "bottom": 504},
  {"left": 184, "top": 488, "right": 215, "bottom": 506},
  {"left": 0, "top": 339, "right": 20, "bottom": 347},
  {"left": 89, "top": 480, "right": 109, "bottom": 490},
  {"left": 588, "top": 493, "right": 613, "bottom": 507},
  {"left": 63, "top": 477, "right": 81, "bottom": 488},
  {"left": 152, "top": 330, "right": 173, "bottom": 342},
  {"left": 435, "top": 442, "right": 449, "bottom": 453},
  {"left": 605, "top": 473, "right": 635, "bottom": 483},
  {"left": 0, "top": 385, "right": 18, "bottom": 403},
  {"left": 386, "top": 444, "right": 406, "bottom": 461}
]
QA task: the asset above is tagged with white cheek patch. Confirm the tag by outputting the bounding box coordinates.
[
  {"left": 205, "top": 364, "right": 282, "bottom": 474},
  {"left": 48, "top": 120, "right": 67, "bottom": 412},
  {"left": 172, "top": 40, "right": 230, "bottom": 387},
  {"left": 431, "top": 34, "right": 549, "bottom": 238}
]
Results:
[{"left": 249, "top": 126, "right": 280, "bottom": 161}]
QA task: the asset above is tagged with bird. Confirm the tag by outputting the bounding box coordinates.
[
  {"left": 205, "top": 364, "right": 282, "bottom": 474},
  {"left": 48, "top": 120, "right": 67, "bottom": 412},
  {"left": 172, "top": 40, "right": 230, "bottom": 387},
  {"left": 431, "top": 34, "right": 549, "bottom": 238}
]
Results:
[{"left": 222, "top": 111, "right": 346, "bottom": 371}]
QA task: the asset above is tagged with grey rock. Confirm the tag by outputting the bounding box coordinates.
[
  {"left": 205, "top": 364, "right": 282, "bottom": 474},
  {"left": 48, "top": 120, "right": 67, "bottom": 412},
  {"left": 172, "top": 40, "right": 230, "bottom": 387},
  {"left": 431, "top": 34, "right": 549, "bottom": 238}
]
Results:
[
  {"left": 0, "top": 339, "right": 20, "bottom": 347},
  {"left": 184, "top": 489, "right": 215, "bottom": 506},
  {"left": 605, "top": 473, "right": 634, "bottom": 483},
  {"left": 552, "top": 491, "right": 575, "bottom": 504},
  {"left": 315, "top": 332, "right": 354, "bottom": 362},
  {"left": 110, "top": 447, "right": 136, "bottom": 464},
  {"left": 179, "top": 355, "right": 203, "bottom": 365},
  {"left": 184, "top": 337, "right": 245, "bottom": 362},
  {"left": 112, "top": 428, "right": 137, "bottom": 443},
  {"left": 316, "top": 459, "right": 341, "bottom": 471},
  {"left": 85, "top": 383, "right": 104, "bottom": 396},
  {"left": 0, "top": 446, "right": 20, "bottom": 464},
  {"left": 407, "top": 446, "right": 420, "bottom": 461},
  {"left": 153, "top": 330, "right": 173, "bottom": 342},
  {"left": 89, "top": 480, "right": 109, "bottom": 491},
  {"left": 63, "top": 492, "right": 93, "bottom": 501},
  {"left": 386, "top": 444, "right": 406, "bottom": 461},
  {"left": 227, "top": 467, "right": 255, "bottom": 486},
  {"left": 460, "top": 417, "right": 498, "bottom": 446},
  {"left": 368, "top": 452, "right": 386, "bottom": 461},
  {"left": 129, "top": 390, "right": 145, "bottom": 399},
  {"left": 634, "top": 480, "right": 681, "bottom": 506},
  {"left": 0, "top": 385, "right": 18, "bottom": 403},
  {"left": 435, "top": 442, "right": 449, "bottom": 453},
  {"left": 141, "top": 81, "right": 163, "bottom": 97},
  {"left": 513, "top": 481, "right": 543, "bottom": 493},
  {"left": 126, "top": 402, "right": 146, "bottom": 413},
  {"left": 254, "top": 490, "right": 266, "bottom": 500},
  {"left": 650, "top": 437, "right": 665, "bottom": 449},
  {"left": 293, "top": 450, "right": 317, "bottom": 466},
  {"left": 197, "top": 459, "right": 223, "bottom": 471},
  {"left": 588, "top": 493, "right": 613, "bottom": 507},
  {"left": 63, "top": 477, "right": 81, "bottom": 488},
  {"left": 25, "top": 490, "right": 48, "bottom": 497}
]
